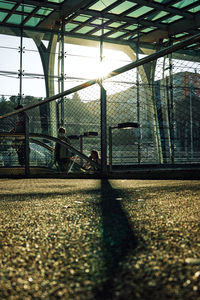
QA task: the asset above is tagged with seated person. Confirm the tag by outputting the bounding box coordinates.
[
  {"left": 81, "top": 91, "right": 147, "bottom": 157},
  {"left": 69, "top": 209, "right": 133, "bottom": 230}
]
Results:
[{"left": 86, "top": 149, "right": 101, "bottom": 172}]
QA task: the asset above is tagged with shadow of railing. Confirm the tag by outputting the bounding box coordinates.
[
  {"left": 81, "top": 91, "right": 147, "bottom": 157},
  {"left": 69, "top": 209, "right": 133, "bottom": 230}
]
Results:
[{"left": 94, "top": 179, "right": 137, "bottom": 299}]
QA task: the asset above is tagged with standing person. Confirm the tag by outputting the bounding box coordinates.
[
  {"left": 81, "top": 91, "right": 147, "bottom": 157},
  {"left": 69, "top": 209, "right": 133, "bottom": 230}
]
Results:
[
  {"left": 54, "top": 127, "right": 72, "bottom": 172},
  {"left": 12, "top": 104, "right": 26, "bottom": 166},
  {"left": 14, "top": 104, "right": 26, "bottom": 134}
]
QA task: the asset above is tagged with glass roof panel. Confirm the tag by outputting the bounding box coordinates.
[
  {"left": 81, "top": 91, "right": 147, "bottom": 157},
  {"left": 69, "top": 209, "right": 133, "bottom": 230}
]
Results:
[
  {"left": 37, "top": 8, "right": 53, "bottom": 16},
  {"left": 108, "top": 31, "right": 125, "bottom": 38},
  {"left": 141, "top": 27, "right": 156, "bottom": 33},
  {"left": 16, "top": 4, "right": 35, "bottom": 13},
  {"left": 125, "top": 24, "right": 137, "bottom": 30},
  {"left": 73, "top": 15, "right": 90, "bottom": 22},
  {"left": 47, "top": 0, "right": 64, "bottom": 3},
  {"left": 76, "top": 26, "right": 94, "bottom": 34},
  {"left": 0, "top": 0, "right": 199, "bottom": 48},
  {"left": 187, "top": 43, "right": 198, "bottom": 48},
  {"left": 149, "top": 11, "right": 169, "bottom": 21},
  {"left": 0, "top": 12, "right": 8, "bottom": 22},
  {"left": 188, "top": 5, "right": 200, "bottom": 13},
  {"left": 127, "top": 6, "right": 154, "bottom": 18},
  {"left": 0, "top": 1, "right": 15, "bottom": 10},
  {"left": 153, "top": 0, "right": 171, "bottom": 3},
  {"left": 92, "top": 29, "right": 111, "bottom": 36},
  {"left": 91, "top": 19, "right": 109, "bottom": 25},
  {"left": 124, "top": 34, "right": 137, "bottom": 39},
  {"left": 89, "top": 0, "right": 117, "bottom": 11},
  {"left": 7, "top": 14, "right": 22, "bottom": 24},
  {"left": 109, "top": 1, "right": 137, "bottom": 14},
  {"left": 162, "top": 15, "right": 183, "bottom": 24},
  {"left": 172, "top": 0, "right": 198, "bottom": 9},
  {"left": 175, "top": 32, "right": 188, "bottom": 38},
  {"left": 65, "top": 23, "right": 79, "bottom": 32},
  {"left": 25, "top": 17, "right": 41, "bottom": 27},
  {"left": 109, "top": 22, "right": 125, "bottom": 28}
]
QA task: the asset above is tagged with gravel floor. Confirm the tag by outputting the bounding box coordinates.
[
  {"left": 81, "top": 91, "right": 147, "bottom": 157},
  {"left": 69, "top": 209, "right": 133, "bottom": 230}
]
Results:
[{"left": 0, "top": 179, "right": 199, "bottom": 300}]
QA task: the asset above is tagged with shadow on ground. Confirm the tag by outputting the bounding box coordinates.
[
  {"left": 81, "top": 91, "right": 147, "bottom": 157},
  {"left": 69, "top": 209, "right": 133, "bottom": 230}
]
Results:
[{"left": 93, "top": 179, "right": 138, "bottom": 299}]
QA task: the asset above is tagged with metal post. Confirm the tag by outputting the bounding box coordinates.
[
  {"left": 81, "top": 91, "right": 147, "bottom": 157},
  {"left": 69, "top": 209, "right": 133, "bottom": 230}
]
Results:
[
  {"left": 136, "top": 25, "right": 141, "bottom": 164},
  {"left": 80, "top": 135, "right": 83, "bottom": 166},
  {"left": 18, "top": 26, "right": 23, "bottom": 106},
  {"left": 109, "top": 126, "right": 112, "bottom": 171},
  {"left": 100, "top": 19, "right": 107, "bottom": 176},
  {"left": 61, "top": 19, "right": 65, "bottom": 126},
  {"left": 25, "top": 114, "right": 30, "bottom": 175},
  {"left": 189, "top": 85, "right": 193, "bottom": 159},
  {"left": 100, "top": 85, "right": 107, "bottom": 176},
  {"left": 169, "top": 48, "right": 174, "bottom": 163}
]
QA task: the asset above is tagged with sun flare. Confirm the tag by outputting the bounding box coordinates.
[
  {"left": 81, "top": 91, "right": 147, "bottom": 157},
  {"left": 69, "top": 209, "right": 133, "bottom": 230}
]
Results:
[{"left": 66, "top": 44, "right": 131, "bottom": 81}]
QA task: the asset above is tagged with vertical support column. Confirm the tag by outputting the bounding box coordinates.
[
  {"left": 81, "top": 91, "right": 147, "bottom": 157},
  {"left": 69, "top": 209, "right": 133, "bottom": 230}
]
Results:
[
  {"left": 169, "top": 49, "right": 175, "bottom": 163},
  {"left": 136, "top": 26, "right": 141, "bottom": 164},
  {"left": 32, "top": 33, "right": 57, "bottom": 136},
  {"left": 80, "top": 135, "right": 83, "bottom": 166},
  {"left": 25, "top": 114, "right": 30, "bottom": 175},
  {"left": 100, "top": 84, "right": 107, "bottom": 176},
  {"left": 130, "top": 44, "right": 162, "bottom": 164},
  {"left": 18, "top": 26, "right": 24, "bottom": 106},
  {"left": 189, "top": 84, "right": 193, "bottom": 159},
  {"left": 60, "top": 20, "right": 65, "bottom": 127},
  {"left": 100, "top": 19, "right": 107, "bottom": 176},
  {"left": 109, "top": 126, "right": 112, "bottom": 171},
  {"left": 48, "top": 34, "right": 58, "bottom": 138},
  {"left": 152, "top": 85, "right": 163, "bottom": 164}
]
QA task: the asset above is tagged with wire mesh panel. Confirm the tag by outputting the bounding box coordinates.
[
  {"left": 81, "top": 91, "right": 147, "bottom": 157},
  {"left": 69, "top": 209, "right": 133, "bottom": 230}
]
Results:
[
  {"left": 0, "top": 107, "right": 55, "bottom": 170},
  {"left": 102, "top": 48, "right": 200, "bottom": 167},
  {"left": 0, "top": 81, "right": 102, "bottom": 174},
  {"left": 104, "top": 65, "right": 159, "bottom": 166},
  {"left": 154, "top": 52, "right": 200, "bottom": 164},
  {"left": 61, "top": 84, "right": 101, "bottom": 158},
  {"left": 172, "top": 57, "right": 200, "bottom": 163},
  {"left": 1, "top": 30, "right": 200, "bottom": 174}
]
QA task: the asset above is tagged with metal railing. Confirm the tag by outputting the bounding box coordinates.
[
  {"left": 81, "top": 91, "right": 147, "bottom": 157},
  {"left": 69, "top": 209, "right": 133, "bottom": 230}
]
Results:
[
  {"left": 0, "top": 33, "right": 200, "bottom": 175},
  {"left": 0, "top": 131, "right": 100, "bottom": 175}
]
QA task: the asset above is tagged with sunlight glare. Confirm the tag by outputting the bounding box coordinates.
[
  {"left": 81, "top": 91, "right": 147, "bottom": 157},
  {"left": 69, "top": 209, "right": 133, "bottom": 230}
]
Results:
[
  {"left": 66, "top": 44, "right": 131, "bottom": 80},
  {"left": 86, "top": 60, "right": 112, "bottom": 79}
]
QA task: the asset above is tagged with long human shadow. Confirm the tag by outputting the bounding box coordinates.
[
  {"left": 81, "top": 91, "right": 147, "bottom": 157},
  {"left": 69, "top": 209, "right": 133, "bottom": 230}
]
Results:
[{"left": 94, "top": 179, "right": 138, "bottom": 299}]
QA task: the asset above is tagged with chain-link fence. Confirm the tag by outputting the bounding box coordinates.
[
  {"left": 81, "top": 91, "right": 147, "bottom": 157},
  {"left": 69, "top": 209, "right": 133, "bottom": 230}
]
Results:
[
  {"left": 0, "top": 85, "right": 102, "bottom": 174},
  {"left": 0, "top": 33, "right": 200, "bottom": 174}
]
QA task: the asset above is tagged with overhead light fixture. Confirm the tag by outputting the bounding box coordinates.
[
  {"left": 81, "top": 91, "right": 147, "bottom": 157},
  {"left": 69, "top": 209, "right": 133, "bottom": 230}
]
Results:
[
  {"left": 83, "top": 131, "right": 98, "bottom": 137},
  {"left": 117, "top": 122, "right": 139, "bottom": 129}
]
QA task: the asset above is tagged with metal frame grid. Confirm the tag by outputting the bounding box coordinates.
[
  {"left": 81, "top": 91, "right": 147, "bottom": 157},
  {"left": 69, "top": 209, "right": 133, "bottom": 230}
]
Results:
[
  {"left": 0, "top": 0, "right": 200, "bottom": 53},
  {"left": 0, "top": 32, "right": 200, "bottom": 175},
  {"left": 0, "top": 0, "right": 200, "bottom": 175}
]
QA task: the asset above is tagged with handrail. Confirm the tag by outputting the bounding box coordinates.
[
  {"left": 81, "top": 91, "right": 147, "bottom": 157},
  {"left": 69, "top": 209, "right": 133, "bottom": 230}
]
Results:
[
  {"left": 0, "top": 132, "right": 100, "bottom": 170},
  {"left": 30, "top": 138, "right": 53, "bottom": 152},
  {"left": 0, "top": 33, "right": 200, "bottom": 120}
]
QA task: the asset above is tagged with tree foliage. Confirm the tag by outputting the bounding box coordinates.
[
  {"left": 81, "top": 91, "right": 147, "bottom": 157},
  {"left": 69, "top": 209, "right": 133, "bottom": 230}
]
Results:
[{"left": 0, "top": 96, "right": 17, "bottom": 115}]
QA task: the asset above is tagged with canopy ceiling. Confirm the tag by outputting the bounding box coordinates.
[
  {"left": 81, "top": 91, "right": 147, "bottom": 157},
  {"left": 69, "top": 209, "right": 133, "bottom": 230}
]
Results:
[{"left": 0, "top": 0, "right": 200, "bottom": 52}]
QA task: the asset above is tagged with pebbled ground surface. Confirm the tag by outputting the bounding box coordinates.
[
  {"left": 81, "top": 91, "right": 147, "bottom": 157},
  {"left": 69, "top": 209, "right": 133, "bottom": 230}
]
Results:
[{"left": 0, "top": 178, "right": 199, "bottom": 300}]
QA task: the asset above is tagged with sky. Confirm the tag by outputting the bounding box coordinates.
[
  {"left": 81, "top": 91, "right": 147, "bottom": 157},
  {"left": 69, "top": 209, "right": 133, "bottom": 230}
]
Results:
[
  {"left": 0, "top": 33, "right": 132, "bottom": 99},
  {"left": 1, "top": 33, "right": 200, "bottom": 102}
]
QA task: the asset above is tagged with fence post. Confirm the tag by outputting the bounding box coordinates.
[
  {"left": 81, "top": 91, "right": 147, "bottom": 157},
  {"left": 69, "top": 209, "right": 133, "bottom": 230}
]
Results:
[
  {"left": 25, "top": 114, "right": 30, "bottom": 175},
  {"left": 189, "top": 84, "right": 193, "bottom": 160},
  {"left": 109, "top": 126, "right": 112, "bottom": 171},
  {"left": 100, "top": 84, "right": 107, "bottom": 176}
]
